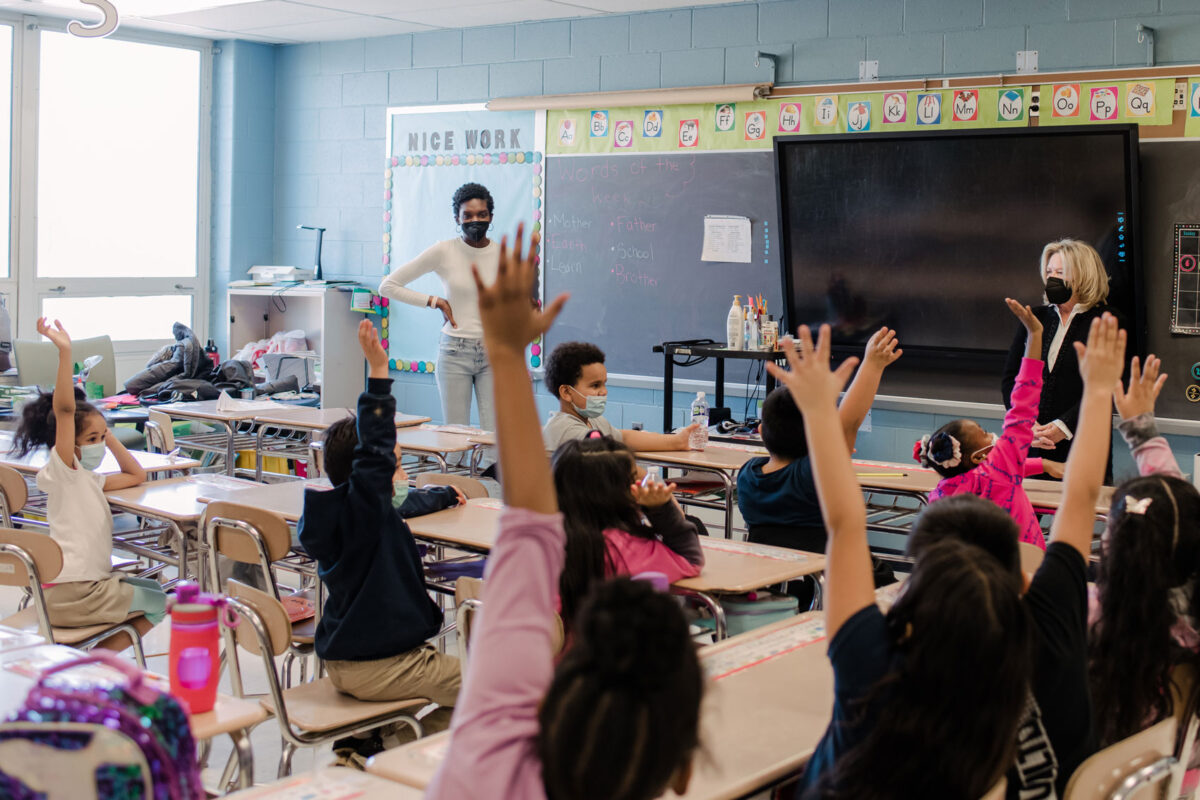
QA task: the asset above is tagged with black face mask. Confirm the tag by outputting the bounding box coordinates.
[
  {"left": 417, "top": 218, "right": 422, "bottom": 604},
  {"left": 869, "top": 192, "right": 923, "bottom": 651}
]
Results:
[
  {"left": 461, "top": 220, "right": 490, "bottom": 242},
  {"left": 1045, "top": 276, "right": 1072, "bottom": 305}
]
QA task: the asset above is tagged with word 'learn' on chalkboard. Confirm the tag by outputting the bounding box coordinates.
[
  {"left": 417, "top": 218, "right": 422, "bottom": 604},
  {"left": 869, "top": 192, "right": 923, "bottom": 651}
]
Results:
[{"left": 543, "top": 151, "right": 782, "bottom": 379}]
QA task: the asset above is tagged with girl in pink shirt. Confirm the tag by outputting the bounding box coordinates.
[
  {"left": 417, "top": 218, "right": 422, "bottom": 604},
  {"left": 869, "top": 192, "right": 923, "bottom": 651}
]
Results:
[
  {"left": 428, "top": 224, "right": 703, "bottom": 800},
  {"left": 552, "top": 436, "right": 704, "bottom": 630},
  {"left": 915, "top": 299, "right": 1048, "bottom": 549}
]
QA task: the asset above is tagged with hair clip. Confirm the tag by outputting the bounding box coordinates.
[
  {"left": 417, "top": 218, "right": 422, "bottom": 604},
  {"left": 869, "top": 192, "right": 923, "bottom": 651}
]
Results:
[
  {"left": 1125, "top": 495, "right": 1153, "bottom": 515},
  {"left": 585, "top": 429, "right": 603, "bottom": 439},
  {"left": 931, "top": 435, "right": 962, "bottom": 468}
]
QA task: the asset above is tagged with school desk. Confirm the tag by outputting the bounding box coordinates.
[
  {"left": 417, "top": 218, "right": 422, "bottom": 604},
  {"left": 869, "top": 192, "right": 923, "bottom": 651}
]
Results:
[
  {"left": 0, "top": 433, "right": 203, "bottom": 477},
  {"left": 0, "top": 643, "right": 267, "bottom": 790},
  {"left": 405, "top": 498, "right": 825, "bottom": 639},
  {"left": 250, "top": 407, "right": 432, "bottom": 481},
  {"left": 153, "top": 400, "right": 289, "bottom": 476},
  {"left": 367, "top": 612, "right": 836, "bottom": 800},
  {"left": 394, "top": 427, "right": 481, "bottom": 474},
  {"left": 227, "top": 769, "right": 423, "bottom": 799},
  {"left": 634, "top": 443, "right": 759, "bottom": 539}
]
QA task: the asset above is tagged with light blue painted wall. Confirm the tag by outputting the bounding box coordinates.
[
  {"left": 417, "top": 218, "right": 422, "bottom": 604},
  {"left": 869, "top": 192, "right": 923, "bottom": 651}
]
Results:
[{"left": 214, "top": 0, "right": 1200, "bottom": 472}]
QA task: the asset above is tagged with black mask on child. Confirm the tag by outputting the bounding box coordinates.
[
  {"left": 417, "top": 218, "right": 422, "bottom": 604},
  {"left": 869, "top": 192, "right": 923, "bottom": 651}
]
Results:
[
  {"left": 461, "top": 221, "right": 490, "bottom": 242},
  {"left": 1045, "top": 277, "right": 1072, "bottom": 305}
]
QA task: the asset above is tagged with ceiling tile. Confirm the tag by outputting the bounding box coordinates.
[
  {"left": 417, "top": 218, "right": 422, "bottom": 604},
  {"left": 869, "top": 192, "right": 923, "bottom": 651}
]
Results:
[
  {"left": 384, "top": 0, "right": 599, "bottom": 27},
  {"left": 150, "top": 0, "right": 345, "bottom": 30},
  {"left": 246, "top": 15, "right": 435, "bottom": 40}
]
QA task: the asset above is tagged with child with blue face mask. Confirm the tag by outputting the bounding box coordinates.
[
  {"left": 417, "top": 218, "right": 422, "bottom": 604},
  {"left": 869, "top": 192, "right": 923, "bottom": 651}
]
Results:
[
  {"left": 542, "top": 341, "right": 699, "bottom": 453},
  {"left": 11, "top": 318, "right": 165, "bottom": 634}
]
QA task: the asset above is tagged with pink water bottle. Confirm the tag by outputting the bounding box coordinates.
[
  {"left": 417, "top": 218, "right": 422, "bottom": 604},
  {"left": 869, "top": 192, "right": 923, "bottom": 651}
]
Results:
[{"left": 168, "top": 582, "right": 235, "bottom": 714}]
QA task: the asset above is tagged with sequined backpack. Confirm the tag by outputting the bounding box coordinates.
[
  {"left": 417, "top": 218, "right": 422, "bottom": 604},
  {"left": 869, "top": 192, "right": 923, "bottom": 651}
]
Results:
[{"left": 0, "top": 651, "right": 204, "bottom": 800}]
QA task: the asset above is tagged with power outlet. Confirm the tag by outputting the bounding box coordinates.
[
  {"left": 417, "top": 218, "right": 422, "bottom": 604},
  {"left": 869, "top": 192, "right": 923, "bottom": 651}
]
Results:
[
  {"left": 1175, "top": 80, "right": 1188, "bottom": 111},
  {"left": 1030, "top": 89, "right": 1041, "bottom": 118}
]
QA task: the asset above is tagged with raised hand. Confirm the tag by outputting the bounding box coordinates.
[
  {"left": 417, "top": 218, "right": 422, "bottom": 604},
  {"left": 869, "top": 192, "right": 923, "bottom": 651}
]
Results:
[
  {"left": 766, "top": 325, "right": 859, "bottom": 413},
  {"left": 862, "top": 326, "right": 902, "bottom": 370},
  {"left": 1005, "top": 297, "right": 1043, "bottom": 337},
  {"left": 357, "top": 319, "right": 389, "bottom": 379},
  {"left": 473, "top": 223, "right": 567, "bottom": 356},
  {"left": 37, "top": 317, "right": 71, "bottom": 352},
  {"left": 1113, "top": 354, "right": 1166, "bottom": 421},
  {"left": 631, "top": 480, "right": 678, "bottom": 508},
  {"left": 1074, "top": 312, "right": 1125, "bottom": 389}
]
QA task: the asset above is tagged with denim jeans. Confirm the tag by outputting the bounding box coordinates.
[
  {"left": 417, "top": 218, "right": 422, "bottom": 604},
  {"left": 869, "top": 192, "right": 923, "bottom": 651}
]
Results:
[{"left": 436, "top": 334, "right": 494, "bottom": 431}]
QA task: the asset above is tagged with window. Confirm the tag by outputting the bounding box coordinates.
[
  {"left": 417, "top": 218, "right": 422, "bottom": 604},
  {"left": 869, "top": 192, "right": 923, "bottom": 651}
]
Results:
[
  {"left": 41, "top": 294, "right": 192, "bottom": 341},
  {"left": 37, "top": 32, "right": 200, "bottom": 280}
]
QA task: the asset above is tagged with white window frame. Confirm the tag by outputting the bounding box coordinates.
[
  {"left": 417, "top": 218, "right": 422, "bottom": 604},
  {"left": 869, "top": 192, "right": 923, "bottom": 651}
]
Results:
[{"left": 10, "top": 14, "right": 212, "bottom": 366}]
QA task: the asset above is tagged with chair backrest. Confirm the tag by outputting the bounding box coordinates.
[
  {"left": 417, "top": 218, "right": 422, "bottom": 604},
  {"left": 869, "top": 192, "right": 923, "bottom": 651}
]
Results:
[
  {"left": 416, "top": 473, "right": 489, "bottom": 500},
  {"left": 14, "top": 336, "right": 115, "bottom": 396},
  {"left": 0, "top": 527, "right": 63, "bottom": 586},
  {"left": 1063, "top": 716, "right": 1177, "bottom": 800},
  {"left": 227, "top": 579, "right": 292, "bottom": 658},
  {"left": 1019, "top": 541, "right": 1046, "bottom": 577},
  {"left": 203, "top": 501, "right": 292, "bottom": 565},
  {"left": 455, "top": 577, "right": 484, "bottom": 662},
  {"left": 1167, "top": 664, "right": 1199, "bottom": 800},
  {"left": 145, "top": 410, "right": 175, "bottom": 453},
  {"left": 0, "top": 465, "right": 28, "bottom": 525}
]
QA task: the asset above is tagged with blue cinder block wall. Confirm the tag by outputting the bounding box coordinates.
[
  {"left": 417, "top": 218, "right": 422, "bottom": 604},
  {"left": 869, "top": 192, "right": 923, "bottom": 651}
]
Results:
[{"left": 211, "top": 0, "right": 1200, "bottom": 478}]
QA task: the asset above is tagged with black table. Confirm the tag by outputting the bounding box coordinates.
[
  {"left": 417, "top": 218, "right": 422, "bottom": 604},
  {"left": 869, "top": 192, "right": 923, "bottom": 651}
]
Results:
[{"left": 654, "top": 344, "right": 787, "bottom": 433}]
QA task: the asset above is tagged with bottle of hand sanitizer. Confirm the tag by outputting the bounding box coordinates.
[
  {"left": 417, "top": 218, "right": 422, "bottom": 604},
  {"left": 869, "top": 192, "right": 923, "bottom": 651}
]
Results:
[{"left": 727, "top": 295, "right": 744, "bottom": 349}]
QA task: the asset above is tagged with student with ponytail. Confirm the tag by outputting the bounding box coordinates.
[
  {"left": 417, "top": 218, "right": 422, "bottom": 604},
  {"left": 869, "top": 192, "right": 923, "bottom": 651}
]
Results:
[
  {"left": 914, "top": 298, "right": 1051, "bottom": 548},
  {"left": 768, "top": 324, "right": 1036, "bottom": 800},
  {"left": 1088, "top": 353, "right": 1200, "bottom": 751},
  {"left": 428, "top": 225, "right": 703, "bottom": 800},
  {"left": 13, "top": 319, "right": 165, "bottom": 632}
]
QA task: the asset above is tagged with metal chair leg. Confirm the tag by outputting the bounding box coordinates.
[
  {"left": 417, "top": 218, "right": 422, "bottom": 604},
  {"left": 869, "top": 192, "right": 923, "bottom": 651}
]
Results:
[
  {"left": 277, "top": 741, "right": 297, "bottom": 778},
  {"left": 230, "top": 729, "right": 255, "bottom": 790}
]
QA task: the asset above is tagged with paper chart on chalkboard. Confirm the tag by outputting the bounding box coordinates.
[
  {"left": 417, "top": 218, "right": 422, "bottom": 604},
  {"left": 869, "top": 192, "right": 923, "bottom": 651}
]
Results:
[
  {"left": 701, "top": 215, "right": 751, "bottom": 263},
  {"left": 1171, "top": 223, "right": 1200, "bottom": 335}
]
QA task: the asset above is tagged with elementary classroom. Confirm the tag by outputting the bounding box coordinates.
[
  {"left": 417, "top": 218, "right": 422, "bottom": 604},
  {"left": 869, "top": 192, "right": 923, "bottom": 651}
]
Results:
[{"left": 1, "top": 1, "right": 1200, "bottom": 798}]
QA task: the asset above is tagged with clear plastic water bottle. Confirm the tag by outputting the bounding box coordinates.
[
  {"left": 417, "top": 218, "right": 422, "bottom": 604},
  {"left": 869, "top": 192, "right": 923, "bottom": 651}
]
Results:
[
  {"left": 641, "top": 465, "right": 664, "bottom": 488},
  {"left": 689, "top": 391, "right": 710, "bottom": 450}
]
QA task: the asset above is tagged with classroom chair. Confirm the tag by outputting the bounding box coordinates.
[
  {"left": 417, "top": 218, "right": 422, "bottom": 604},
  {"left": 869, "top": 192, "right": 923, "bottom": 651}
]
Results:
[
  {"left": 14, "top": 335, "right": 116, "bottom": 396},
  {"left": 223, "top": 580, "right": 427, "bottom": 778},
  {"left": 202, "top": 501, "right": 317, "bottom": 687},
  {"left": 1166, "top": 664, "right": 1199, "bottom": 800},
  {"left": 0, "top": 528, "right": 149, "bottom": 666},
  {"left": 453, "top": 577, "right": 483, "bottom": 667},
  {"left": 1019, "top": 541, "right": 1046, "bottom": 577},
  {"left": 1063, "top": 716, "right": 1178, "bottom": 800},
  {"left": 144, "top": 409, "right": 176, "bottom": 454},
  {"left": 0, "top": 464, "right": 26, "bottom": 527},
  {"left": 415, "top": 472, "right": 489, "bottom": 499}
]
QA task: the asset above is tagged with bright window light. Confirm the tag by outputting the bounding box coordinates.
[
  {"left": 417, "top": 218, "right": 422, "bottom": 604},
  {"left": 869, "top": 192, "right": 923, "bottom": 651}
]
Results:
[
  {"left": 0, "top": 27, "right": 12, "bottom": 278},
  {"left": 42, "top": 295, "right": 192, "bottom": 341},
  {"left": 37, "top": 32, "right": 200, "bottom": 279}
]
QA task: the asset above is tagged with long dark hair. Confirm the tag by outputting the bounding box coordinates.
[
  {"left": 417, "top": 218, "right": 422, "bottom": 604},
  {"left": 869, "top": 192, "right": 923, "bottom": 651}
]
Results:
[
  {"left": 551, "top": 436, "right": 653, "bottom": 629},
  {"left": 538, "top": 577, "right": 702, "bottom": 800},
  {"left": 12, "top": 388, "right": 101, "bottom": 457},
  {"left": 1090, "top": 475, "right": 1200, "bottom": 747},
  {"left": 812, "top": 538, "right": 1035, "bottom": 799}
]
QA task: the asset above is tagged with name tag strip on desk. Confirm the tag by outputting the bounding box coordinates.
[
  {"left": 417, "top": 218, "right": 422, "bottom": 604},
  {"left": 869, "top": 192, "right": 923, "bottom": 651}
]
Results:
[
  {"left": 418, "top": 423, "right": 489, "bottom": 436},
  {"left": 699, "top": 539, "right": 818, "bottom": 562},
  {"left": 703, "top": 617, "right": 827, "bottom": 681},
  {"left": 239, "top": 771, "right": 379, "bottom": 799},
  {"left": 705, "top": 441, "right": 769, "bottom": 456}
]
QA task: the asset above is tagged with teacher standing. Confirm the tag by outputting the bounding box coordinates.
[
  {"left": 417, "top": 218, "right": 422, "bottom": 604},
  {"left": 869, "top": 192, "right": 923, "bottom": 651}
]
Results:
[
  {"left": 380, "top": 183, "right": 499, "bottom": 431},
  {"left": 1001, "top": 238, "right": 1128, "bottom": 476}
]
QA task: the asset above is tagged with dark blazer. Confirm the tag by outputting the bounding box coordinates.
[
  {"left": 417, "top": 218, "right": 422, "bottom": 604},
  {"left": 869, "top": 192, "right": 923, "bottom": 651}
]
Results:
[{"left": 1000, "top": 303, "right": 1128, "bottom": 468}]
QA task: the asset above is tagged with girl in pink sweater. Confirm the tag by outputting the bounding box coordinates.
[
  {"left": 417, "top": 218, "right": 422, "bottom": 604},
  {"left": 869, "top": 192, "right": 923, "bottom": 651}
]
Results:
[
  {"left": 915, "top": 299, "right": 1048, "bottom": 549},
  {"left": 428, "top": 225, "right": 703, "bottom": 800}
]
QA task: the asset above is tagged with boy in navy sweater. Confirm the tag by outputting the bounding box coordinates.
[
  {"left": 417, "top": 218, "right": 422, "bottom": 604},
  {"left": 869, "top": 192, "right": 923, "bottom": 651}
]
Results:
[{"left": 298, "top": 320, "right": 464, "bottom": 762}]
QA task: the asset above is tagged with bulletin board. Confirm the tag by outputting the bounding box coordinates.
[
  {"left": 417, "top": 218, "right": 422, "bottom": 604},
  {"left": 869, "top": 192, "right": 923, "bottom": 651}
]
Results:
[{"left": 382, "top": 104, "right": 544, "bottom": 373}]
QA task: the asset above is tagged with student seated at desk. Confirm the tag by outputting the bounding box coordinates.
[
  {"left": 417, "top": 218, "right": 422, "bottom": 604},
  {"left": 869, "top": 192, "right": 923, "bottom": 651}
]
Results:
[
  {"left": 914, "top": 299, "right": 1052, "bottom": 549},
  {"left": 429, "top": 223, "right": 703, "bottom": 800},
  {"left": 298, "top": 321, "right": 464, "bottom": 766},
  {"left": 552, "top": 436, "right": 704, "bottom": 632},
  {"left": 737, "top": 327, "right": 900, "bottom": 602},
  {"left": 768, "top": 323, "right": 1036, "bottom": 800},
  {"left": 1088, "top": 354, "right": 1200, "bottom": 776},
  {"left": 905, "top": 313, "right": 1126, "bottom": 799},
  {"left": 12, "top": 319, "right": 165, "bottom": 634},
  {"left": 542, "top": 341, "right": 698, "bottom": 452}
]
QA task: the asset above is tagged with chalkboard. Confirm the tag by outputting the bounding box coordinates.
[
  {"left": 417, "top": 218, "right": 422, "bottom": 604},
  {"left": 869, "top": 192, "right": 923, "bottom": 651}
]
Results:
[
  {"left": 1139, "top": 140, "right": 1200, "bottom": 423},
  {"left": 543, "top": 152, "right": 782, "bottom": 378}
]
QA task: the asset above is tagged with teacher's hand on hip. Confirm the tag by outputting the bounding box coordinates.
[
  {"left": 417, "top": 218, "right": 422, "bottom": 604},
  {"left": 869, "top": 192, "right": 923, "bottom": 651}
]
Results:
[{"left": 430, "top": 296, "right": 458, "bottom": 329}]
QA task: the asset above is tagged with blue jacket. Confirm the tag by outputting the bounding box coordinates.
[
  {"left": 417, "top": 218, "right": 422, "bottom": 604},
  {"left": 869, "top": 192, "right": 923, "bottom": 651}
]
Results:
[{"left": 298, "top": 378, "right": 457, "bottom": 661}]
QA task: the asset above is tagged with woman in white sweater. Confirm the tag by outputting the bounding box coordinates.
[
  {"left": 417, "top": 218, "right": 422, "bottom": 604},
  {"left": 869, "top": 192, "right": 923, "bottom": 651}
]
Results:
[{"left": 379, "top": 183, "right": 500, "bottom": 431}]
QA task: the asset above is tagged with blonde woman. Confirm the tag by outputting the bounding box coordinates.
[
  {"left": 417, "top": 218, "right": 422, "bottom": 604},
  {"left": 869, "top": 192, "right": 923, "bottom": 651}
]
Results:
[{"left": 1001, "top": 239, "right": 1129, "bottom": 477}]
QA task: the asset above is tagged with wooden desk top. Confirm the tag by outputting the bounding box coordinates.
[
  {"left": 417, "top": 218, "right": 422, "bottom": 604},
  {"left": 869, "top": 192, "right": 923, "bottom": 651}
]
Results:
[
  {"left": 194, "top": 477, "right": 318, "bottom": 523},
  {"left": 394, "top": 427, "right": 478, "bottom": 454},
  {"left": 677, "top": 539, "right": 825, "bottom": 593},
  {"left": 229, "top": 770, "right": 423, "bottom": 799},
  {"left": 406, "top": 498, "right": 503, "bottom": 551},
  {"left": 0, "top": 436, "right": 202, "bottom": 476},
  {"left": 635, "top": 445, "right": 755, "bottom": 472},
  {"left": 368, "top": 612, "right": 835, "bottom": 800},
  {"left": 153, "top": 399, "right": 290, "bottom": 422},
  {"left": 254, "top": 406, "right": 430, "bottom": 431},
  {"left": 105, "top": 475, "right": 278, "bottom": 522}
]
